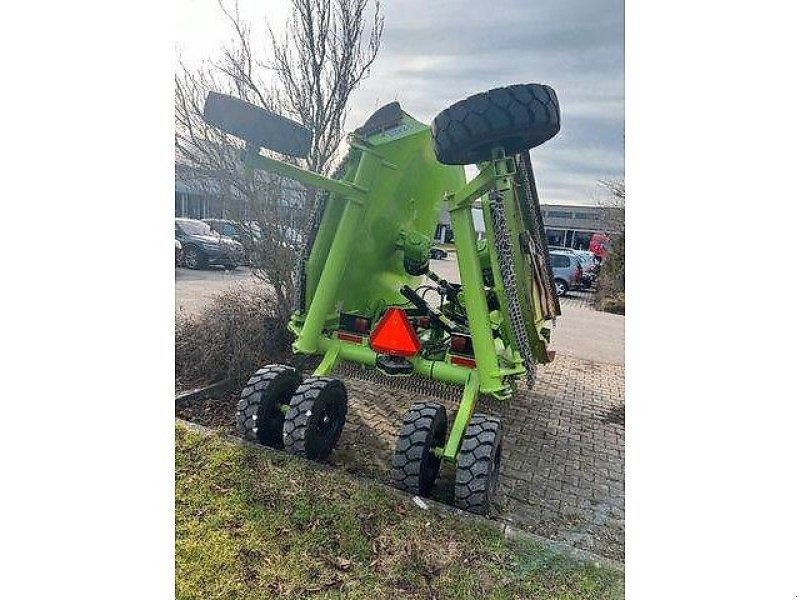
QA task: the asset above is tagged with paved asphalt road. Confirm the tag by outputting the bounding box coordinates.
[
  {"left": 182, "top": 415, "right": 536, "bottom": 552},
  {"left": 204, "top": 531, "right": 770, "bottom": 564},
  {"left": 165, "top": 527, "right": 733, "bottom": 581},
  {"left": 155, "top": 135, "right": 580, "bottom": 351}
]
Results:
[
  {"left": 175, "top": 254, "right": 623, "bottom": 365},
  {"left": 175, "top": 266, "right": 262, "bottom": 317}
]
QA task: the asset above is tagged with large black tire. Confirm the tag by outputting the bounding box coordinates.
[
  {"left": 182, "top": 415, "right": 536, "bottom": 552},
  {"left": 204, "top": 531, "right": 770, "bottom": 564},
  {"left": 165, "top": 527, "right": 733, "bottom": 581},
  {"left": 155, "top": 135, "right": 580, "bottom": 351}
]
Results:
[
  {"left": 390, "top": 402, "right": 447, "bottom": 496},
  {"left": 454, "top": 414, "right": 503, "bottom": 515},
  {"left": 182, "top": 245, "right": 208, "bottom": 270},
  {"left": 431, "top": 83, "right": 560, "bottom": 165},
  {"left": 236, "top": 365, "right": 302, "bottom": 447},
  {"left": 283, "top": 377, "right": 348, "bottom": 461}
]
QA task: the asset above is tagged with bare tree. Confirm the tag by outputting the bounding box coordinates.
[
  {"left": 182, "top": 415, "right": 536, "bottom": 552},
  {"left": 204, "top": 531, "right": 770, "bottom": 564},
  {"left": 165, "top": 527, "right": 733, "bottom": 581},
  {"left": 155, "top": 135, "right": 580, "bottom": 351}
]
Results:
[
  {"left": 175, "top": 0, "right": 384, "bottom": 323},
  {"left": 594, "top": 178, "right": 625, "bottom": 311},
  {"left": 598, "top": 178, "right": 625, "bottom": 235},
  {"left": 269, "top": 0, "right": 384, "bottom": 174}
]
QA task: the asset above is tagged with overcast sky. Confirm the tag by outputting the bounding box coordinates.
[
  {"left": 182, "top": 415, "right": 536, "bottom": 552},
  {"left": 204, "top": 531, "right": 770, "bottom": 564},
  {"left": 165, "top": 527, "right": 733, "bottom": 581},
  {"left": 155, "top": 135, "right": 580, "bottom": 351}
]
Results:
[{"left": 177, "top": 0, "right": 624, "bottom": 205}]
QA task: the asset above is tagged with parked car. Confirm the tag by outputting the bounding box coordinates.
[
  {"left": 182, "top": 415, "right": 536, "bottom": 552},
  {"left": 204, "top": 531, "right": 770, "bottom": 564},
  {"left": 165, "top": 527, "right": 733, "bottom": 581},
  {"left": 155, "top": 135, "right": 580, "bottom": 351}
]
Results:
[
  {"left": 573, "top": 250, "right": 599, "bottom": 287},
  {"left": 203, "top": 219, "right": 262, "bottom": 243},
  {"left": 175, "top": 239, "right": 182, "bottom": 267},
  {"left": 549, "top": 250, "right": 583, "bottom": 296},
  {"left": 254, "top": 222, "right": 303, "bottom": 251},
  {"left": 430, "top": 247, "right": 448, "bottom": 260},
  {"left": 203, "top": 219, "right": 264, "bottom": 264},
  {"left": 175, "top": 218, "right": 244, "bottom": 269}
]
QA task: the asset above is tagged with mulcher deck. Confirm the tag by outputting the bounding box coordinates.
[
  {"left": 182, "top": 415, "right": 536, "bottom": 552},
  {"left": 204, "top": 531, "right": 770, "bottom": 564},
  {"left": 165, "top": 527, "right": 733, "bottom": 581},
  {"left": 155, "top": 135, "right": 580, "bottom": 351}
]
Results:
[{"left": 203, "top": 82, "right": 562, "bottom": 514}]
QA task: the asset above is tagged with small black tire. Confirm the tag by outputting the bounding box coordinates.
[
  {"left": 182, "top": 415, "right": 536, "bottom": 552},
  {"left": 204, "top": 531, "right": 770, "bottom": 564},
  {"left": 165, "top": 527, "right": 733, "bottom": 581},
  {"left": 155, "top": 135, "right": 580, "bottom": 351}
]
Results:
[
  {"left": 454, "top": 414, "right": 503, "bottom": 515},
  {"left": 554, "top": 278, "right": 568, "bottom": 297},
  {"left": 390, "top": 402, "right": 447, "bottom": 496},
  {"left": 183, "top": 245, "right": 208, "bottom": 270},
  {"left": 431, "top": 83, "right": 560, "bottom": 165},
  {"left": 236, "top": 364, "right": 301, "bottom": 447},
  {"left": 283, "top": 377, "right": 348, "bottom": 461}
]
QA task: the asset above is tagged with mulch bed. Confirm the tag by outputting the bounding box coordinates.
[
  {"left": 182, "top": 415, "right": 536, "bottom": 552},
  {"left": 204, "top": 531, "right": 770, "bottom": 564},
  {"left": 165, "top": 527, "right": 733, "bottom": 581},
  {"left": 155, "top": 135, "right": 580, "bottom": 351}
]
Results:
[{"left": 175, "top": 391, "right": 238, "bottom": 432}]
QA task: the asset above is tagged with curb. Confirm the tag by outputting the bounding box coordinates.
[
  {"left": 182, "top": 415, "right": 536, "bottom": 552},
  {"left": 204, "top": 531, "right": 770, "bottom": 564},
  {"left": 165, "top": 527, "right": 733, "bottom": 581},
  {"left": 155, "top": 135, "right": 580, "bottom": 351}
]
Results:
[
  {"left": 175, "top": 379, "right": 232, "bottom": 403},
  {"left": 175, "top": 418, "right": 624, "bottom": 573}
]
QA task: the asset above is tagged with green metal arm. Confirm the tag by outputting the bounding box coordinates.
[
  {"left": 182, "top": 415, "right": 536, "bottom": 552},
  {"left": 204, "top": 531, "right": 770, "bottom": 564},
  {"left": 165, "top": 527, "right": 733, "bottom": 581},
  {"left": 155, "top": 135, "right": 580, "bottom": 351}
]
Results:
[
  {"left": 243, "top": 149, "right": 367, "bottom": 203},
  {"left": 447, "top": 163, "right": 497, "bottom": 211}
]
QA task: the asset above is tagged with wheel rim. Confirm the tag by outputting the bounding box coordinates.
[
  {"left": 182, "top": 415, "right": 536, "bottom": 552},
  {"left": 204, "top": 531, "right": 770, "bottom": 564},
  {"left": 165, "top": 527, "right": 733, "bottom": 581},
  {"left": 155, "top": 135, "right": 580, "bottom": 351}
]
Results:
[
  {"left": 313, "top": 396, "right": 345, "bottom": 451},
  {"left": 556, "top": 281, "right": 565, "bottom": 295},
  {"left": 185, "top": 249, "right": 198, "bottom": 268}
]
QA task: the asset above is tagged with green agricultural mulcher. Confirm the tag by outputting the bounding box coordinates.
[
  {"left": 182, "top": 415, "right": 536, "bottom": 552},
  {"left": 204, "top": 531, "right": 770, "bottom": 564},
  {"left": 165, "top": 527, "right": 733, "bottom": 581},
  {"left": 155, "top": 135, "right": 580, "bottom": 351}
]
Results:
[{"left": 203, "top": 83, "right": 562, "bottom": 514}]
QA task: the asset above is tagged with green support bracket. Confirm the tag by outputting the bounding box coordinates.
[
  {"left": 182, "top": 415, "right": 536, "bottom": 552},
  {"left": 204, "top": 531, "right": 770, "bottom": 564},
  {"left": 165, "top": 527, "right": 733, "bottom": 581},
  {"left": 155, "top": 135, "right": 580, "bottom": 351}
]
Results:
[
  {"left": 313, "top": 340, "right": 342, "bottom": 376},
  {"left": 243, "top": 148, "right": 368, "bottom": 203},
  {"left": 442, "top": 373, "right": 480, "bottom": 461},
  {"left": 447, "top": 162, "right": 496, "bottom": 212}
]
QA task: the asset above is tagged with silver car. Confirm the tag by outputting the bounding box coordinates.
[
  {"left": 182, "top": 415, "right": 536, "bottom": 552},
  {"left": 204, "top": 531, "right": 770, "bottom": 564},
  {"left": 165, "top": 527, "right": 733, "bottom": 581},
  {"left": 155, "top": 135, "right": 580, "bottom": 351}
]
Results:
[{"left": 549, "top": 250, "right": 583, "bottom": 296}]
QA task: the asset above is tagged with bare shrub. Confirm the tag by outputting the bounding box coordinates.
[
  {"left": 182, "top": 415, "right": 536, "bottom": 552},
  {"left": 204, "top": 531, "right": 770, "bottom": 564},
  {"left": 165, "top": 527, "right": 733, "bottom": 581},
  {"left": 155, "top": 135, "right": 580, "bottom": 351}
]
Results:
[
  {"left": 175, "top": 287, "right": 293, "bottom": 389},
  {"left": 594, "top": 179, "right": 625, "bottom": 313}
]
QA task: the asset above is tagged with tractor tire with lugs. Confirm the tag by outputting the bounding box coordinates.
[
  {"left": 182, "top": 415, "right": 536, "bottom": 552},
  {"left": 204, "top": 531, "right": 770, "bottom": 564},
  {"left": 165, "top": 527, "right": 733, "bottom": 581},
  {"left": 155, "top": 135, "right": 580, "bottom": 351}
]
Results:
[
  {"left": 391, "top": 402, "right": 447, "bottom": 496},
  {"left": 431, "top": 83, "right": 560, "bottom": 165},
  {"left": 283, "top": 377, "right": 348, "bottom": 461},
  {"left": 236, "top": 364, "right": 302, "bottom": 447},
  {"left": 454, "top": 414, "right": 503, "bottom": 515}
]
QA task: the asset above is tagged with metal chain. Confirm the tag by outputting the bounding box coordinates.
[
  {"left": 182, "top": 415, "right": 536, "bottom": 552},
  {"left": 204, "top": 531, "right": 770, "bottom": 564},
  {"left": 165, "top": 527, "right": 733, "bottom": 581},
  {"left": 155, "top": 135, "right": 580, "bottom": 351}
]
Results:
[{"left": 488, "top": 189, "right": 537, "bottom": 388}]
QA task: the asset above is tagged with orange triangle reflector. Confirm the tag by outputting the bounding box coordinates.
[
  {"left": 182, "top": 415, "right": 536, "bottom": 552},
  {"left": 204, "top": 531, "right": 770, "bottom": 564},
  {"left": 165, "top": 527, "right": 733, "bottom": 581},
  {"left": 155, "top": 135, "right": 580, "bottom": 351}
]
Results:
[{"left": 369, "top": 308, "right": 421, "bottom": 357}]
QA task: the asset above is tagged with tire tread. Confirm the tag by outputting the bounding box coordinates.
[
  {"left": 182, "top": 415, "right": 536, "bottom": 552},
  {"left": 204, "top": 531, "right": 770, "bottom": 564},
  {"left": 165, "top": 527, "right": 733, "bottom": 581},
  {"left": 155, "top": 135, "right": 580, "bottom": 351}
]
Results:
[
  {"left": 391, "top": 402, "right": 446, "bottom": 495},
  {"left": 431, "top": 83, "right": 560, "bottom": 165},
  {"left": 235, "top": 364, "right": 300, "bottom": 446},
  {"left": 453, "top": 414, "right": 503, "bottom": 514}
]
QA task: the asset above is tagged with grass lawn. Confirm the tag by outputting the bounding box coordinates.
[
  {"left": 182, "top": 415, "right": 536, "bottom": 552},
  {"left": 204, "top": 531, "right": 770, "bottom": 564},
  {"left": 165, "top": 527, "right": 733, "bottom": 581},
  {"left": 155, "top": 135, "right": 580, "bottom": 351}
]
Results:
[{"left": 176, "top": 422, "right": 623, "bottom": 599}]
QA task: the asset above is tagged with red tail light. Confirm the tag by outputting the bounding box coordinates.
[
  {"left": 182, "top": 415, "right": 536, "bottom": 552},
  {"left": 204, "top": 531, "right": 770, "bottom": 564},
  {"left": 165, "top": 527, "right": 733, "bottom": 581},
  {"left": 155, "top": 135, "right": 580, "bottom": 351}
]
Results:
[
  {"left": 450, "top": 355, "right": 476, "bottom": 368},
  {"left": 369, "top": 308, "right": 421, "bottom": 357},
  {"left": 337, "top": 332, "right": 363, "bottom": 344}
]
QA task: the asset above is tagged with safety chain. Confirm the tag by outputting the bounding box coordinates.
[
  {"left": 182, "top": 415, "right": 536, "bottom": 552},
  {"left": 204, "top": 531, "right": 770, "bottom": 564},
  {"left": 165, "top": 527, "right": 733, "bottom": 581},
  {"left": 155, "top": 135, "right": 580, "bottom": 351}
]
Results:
[{"left": 488, "top": 188, "right": 537, "bottom": 388}]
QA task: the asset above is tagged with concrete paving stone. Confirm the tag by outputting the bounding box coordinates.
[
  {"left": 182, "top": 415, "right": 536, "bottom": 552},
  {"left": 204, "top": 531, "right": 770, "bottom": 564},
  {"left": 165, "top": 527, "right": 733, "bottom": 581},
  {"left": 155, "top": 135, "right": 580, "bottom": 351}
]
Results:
[{"left": 227, "top": 350, "right": 626, "bottom": 560}]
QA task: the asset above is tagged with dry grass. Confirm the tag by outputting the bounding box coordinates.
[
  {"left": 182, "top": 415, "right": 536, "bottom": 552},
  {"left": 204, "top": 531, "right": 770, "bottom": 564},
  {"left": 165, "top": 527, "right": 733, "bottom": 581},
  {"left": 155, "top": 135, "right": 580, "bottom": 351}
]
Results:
[
  {"left": 175, "top": 287, "right": 293, "bottom": 390},
  {"left": 176, "top": 423, "right": 624, "bottom": 599}
]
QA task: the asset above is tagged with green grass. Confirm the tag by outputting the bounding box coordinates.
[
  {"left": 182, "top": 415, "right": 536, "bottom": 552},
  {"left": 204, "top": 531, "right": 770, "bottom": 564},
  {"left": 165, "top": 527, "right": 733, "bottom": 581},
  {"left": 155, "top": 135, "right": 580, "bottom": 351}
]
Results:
[{"left": 176, "top": 422, "right": 623, "bottom": 599}]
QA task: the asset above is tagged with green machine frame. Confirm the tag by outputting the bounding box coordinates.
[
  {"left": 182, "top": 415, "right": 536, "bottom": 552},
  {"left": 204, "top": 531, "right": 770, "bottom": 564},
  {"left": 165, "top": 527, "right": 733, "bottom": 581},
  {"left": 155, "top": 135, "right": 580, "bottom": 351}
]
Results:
[
  {"left": 202, "top": 86, "right": 561, "bottom": 509},
  {"left": 241, "top": 144, "right": 548, "bottom": 465}
]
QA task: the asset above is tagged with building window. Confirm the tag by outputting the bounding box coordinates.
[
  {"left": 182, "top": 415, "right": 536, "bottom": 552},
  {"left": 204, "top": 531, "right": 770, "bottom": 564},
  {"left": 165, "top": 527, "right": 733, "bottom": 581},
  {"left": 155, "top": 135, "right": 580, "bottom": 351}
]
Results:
[
  {"left": 572, "top": 230, "right": 594, "bottom": 251},
  {"left": 548, "top": 210, "right": 573, "bottom": 219},
  {"left": 546, "top": 228, "right": 566, "bottom": 246}
]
